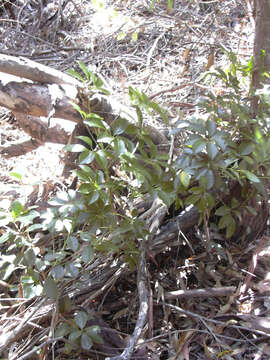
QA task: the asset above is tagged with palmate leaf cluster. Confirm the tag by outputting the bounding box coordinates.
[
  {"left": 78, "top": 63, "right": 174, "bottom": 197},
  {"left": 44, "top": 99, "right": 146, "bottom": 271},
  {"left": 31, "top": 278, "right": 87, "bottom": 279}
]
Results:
[{"left": 0, "top": 54, "right": 270, "bottom": 354}]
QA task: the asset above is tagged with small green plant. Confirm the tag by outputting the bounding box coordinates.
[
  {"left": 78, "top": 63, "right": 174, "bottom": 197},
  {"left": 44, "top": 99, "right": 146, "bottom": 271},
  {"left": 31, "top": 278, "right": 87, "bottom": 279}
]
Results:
[
  {"left": 37, "top": 63, "right": 176, "bottom": 282},
  {"left": 49, "top": 63, "right": 176, "bottom": 266},
  {"left": 55, "top": 310, "right": 104, "bottom": 353},
  {"left": 0, "top": 200, "right": 43, "bottom": 298}
]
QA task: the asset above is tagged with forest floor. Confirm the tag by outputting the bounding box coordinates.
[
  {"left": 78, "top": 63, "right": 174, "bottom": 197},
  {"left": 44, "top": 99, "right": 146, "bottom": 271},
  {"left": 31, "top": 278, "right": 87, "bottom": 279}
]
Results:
[{"left": 0, "top": 0, "right": 270, "bottom": 359}]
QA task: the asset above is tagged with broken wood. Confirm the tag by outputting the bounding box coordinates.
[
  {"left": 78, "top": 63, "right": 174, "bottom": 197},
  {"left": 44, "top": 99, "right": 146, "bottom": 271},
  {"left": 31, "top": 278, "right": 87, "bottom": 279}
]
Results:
[
  {"left": 0, "top": 54, "right": 81, "bottom": 86},
  {"left": 0, "top": 112, "right": 72, "bottom": 157},
  {"left": 0, "top": 54, "right": 169, "bottom": 152},
  {"left": 0, "top": 56, "right": 169, "bottom": 174},
  {"left": 0, "top": 73, "right": 85, "bottom": 122}
]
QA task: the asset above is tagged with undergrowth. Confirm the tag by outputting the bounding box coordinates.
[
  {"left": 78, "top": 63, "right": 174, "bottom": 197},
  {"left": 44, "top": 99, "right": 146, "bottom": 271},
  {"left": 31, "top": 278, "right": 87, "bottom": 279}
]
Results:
[{"left": 0, "top": 52, "right": 269, "bottom": 353}]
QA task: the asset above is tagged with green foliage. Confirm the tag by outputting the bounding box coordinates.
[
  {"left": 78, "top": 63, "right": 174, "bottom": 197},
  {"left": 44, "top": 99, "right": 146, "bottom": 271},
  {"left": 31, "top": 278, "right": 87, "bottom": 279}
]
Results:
[
  {"left": 45, "top": 83, "right": 175, "bottom": 266},
  {"left": 0, "top": 201, "right": 43, "bottom": 298},
  {"left": 55, "top": 311, "right": 103, "bottom": 353},
  {"left": 67, "top": 62, "right": 109, "bottom": 95},
  {"left": 1, "top": 53, "right": 270, "bottom": 356},
  {"left": 173, "top": 52, "right": 270, "bottom": 236}
]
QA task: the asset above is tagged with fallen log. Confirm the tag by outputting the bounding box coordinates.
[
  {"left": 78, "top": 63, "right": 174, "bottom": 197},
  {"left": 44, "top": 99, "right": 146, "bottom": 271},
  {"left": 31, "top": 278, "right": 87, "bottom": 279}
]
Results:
[
  {"left": 0, "top": 72, "right": 85, "bottom": 122},
  {"left": 0, "top": 54, "right": 169, "bottom": 153},
  {"left": 0, "top": 112, "right": 72, "bottom": 157},
  {"left": 0, "top": 54, "right": 81, "bottom": 86}
]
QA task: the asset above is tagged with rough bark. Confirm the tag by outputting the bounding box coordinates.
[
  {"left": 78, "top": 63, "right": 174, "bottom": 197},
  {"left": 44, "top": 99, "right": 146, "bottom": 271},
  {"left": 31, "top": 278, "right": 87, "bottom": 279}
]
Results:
[
  {"left": 251, "top": 0, "right": 270, "bottom": 114},
  {"left": 0, "top": 73, "right": 85, "bottom": 122},
  {"left": 252, "top": 0, "right": 270, "bottom": 91}
]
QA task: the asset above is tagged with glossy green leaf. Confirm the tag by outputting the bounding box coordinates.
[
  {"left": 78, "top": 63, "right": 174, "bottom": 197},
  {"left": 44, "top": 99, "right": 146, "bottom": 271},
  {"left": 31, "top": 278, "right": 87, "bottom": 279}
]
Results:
[
  {"left": 77, "top": 135, "right": 93, "bottom": 147},
  {"left": 23, "top": 248, "right": 36, "bottom": 267},
  {"left": 64, "top": 144, "right": 85, "bottom": 152},
  {"left": 82, "top": 245, "right": 94, "bottom": 263},
  {"left": 78, "top": 151, "right": 94, "bottom": 165},
  {"left": 218, "top": 214, "right": 233, "bottom": 230},
  {"left": 85, "top": 325, "right": 104, "bottom": 344},
  {"left": 79, "top": 183, "right": 93, "bottom": 194},
  {"left": 97, "top": 136, "right": 114, "bottom": 144},
  {"left": 193, "top": 139, "right": 207, "bottom": 153},
  {"left": 78, "top": 165, "right": 95, "bottom": 177},
  {"left": 88, "top": 191, "right": 100, "bottom": 205},
  {"left": 226, "top": 218, "right": 236, "bottom": 238},
  {"left": 66, "top": 68, "right": 85, "bottom": 82},
  {"left": 44, "top": 277, "right": 59, "bottom": 300},
  {"left": 254, "top": 180, "right": 268, "bottom": 197},
  {"left": 204, "top": 170, "right": 215, "bottom": 189},
  {"left": 78, "top": 61, "right": 91, "bottom": 81},
  {"left": 215, "top": 205, "right": 229, "bottom": 216},
  {"left": 207, "top": 142, "right": 219, "bottom": 160},
  {"left": 179, "top": 171, "right": 190, "bottom": 188},
  {"left": 55, "top": 323, "right": 72, "bottom": 337},
  {"left": 204, "top": 193, "right": 215, "bottom": 210},
  {"left": 214, "top": 134, "right": 227, "bottom": 151},
  {"left": 84, "top": 118, "right": 109, "bottom": 130},
  {"left": 240, "top": 170, "right": 260, "bottom": 183},
  {"left": 75, "top": 311, "right": 88, "bottom": 329},
  {"left": 65, "top": 262, "right": 79, "bottom": 277},
  {"left": 69, "top": 329, "right": 82, "bottom": 342},
  {"left": 112, "top": 117, "right": 129, "bottom": 135},
  {"left": 10, "top": 200, "right": 23, "bottom": 218},
  {"left": 80, "top": 232, "right": 94, "bottom": 242},
  {"left": 67, "top": 236, "right": 79, "bottom": 252},
  {"left": 185, "top": 194, "right": 201, "bottom": 206},
  {"left": 206, "top": 119, "right": 217, "bottom": 136},
  {"left": 0, "top": 232, "right": 10, "bottom": 244},
  {"left": 114, "top": 138, "right": 128, "bottom": 156},
  {"left": 95, "top": 150, "right": 108, "bottom": 169},
  {"left": 81, "top": 333, "right": 93, "bottom": 350},
  {"left": 51, "top": 265, "right": 65, "bottom": 280},
  {"left": 239, "top": 142, "right": 254, "bottom": 155}
]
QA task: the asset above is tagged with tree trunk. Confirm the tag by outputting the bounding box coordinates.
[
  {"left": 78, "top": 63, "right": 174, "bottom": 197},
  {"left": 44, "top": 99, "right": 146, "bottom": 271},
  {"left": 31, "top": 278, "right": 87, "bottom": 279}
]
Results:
[
  {"left": 252, "top": 0, "right": 270, "bottom": 90},
  {"left": 251, "top": 0, "right": 270, "bottom": 113}
]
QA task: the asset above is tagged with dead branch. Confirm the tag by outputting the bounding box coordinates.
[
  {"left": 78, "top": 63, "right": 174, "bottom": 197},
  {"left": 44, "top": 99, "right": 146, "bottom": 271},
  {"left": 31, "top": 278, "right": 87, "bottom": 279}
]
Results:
[
  {"left": 0, "top": 138, "right": 43, "bottom": 157},
  {"left": 13, "top": 113, "right": 72, "bottom": 144},
  {"left": 164, "top": 303, "right": 270, "bottom": 338},
  {"left": 0, "top": 112, "right": 72, "bottom": 157},
  {"left": 0, "top": 298, "right": 48, "bottom": 355},
  {"left": 0, "top": 54, "right": 80, "bottom": 86},
  {"left": 165, "top": 286, "right": 237, "bottom": 299},
  {"left": 149, "top": 205, "right": 200, "bottom": 255},
  {"left": 0, "top": 73, "right": 85, "bottom": 122},
  {"left": 107, "top": 241, "right": 148, "bottom": 360},
  {"left": 0, "top": 55, "right": 169, "bottom": 149}
]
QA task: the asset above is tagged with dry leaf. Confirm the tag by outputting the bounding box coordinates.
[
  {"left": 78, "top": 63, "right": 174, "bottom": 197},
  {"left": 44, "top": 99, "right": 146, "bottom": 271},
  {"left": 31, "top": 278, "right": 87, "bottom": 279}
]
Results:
[
  {"left": 205, "top": 52, "right": 215, "bottom": 70},
  {"left": 183, "top": 49, "right": 191, "bottom": 60}
]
